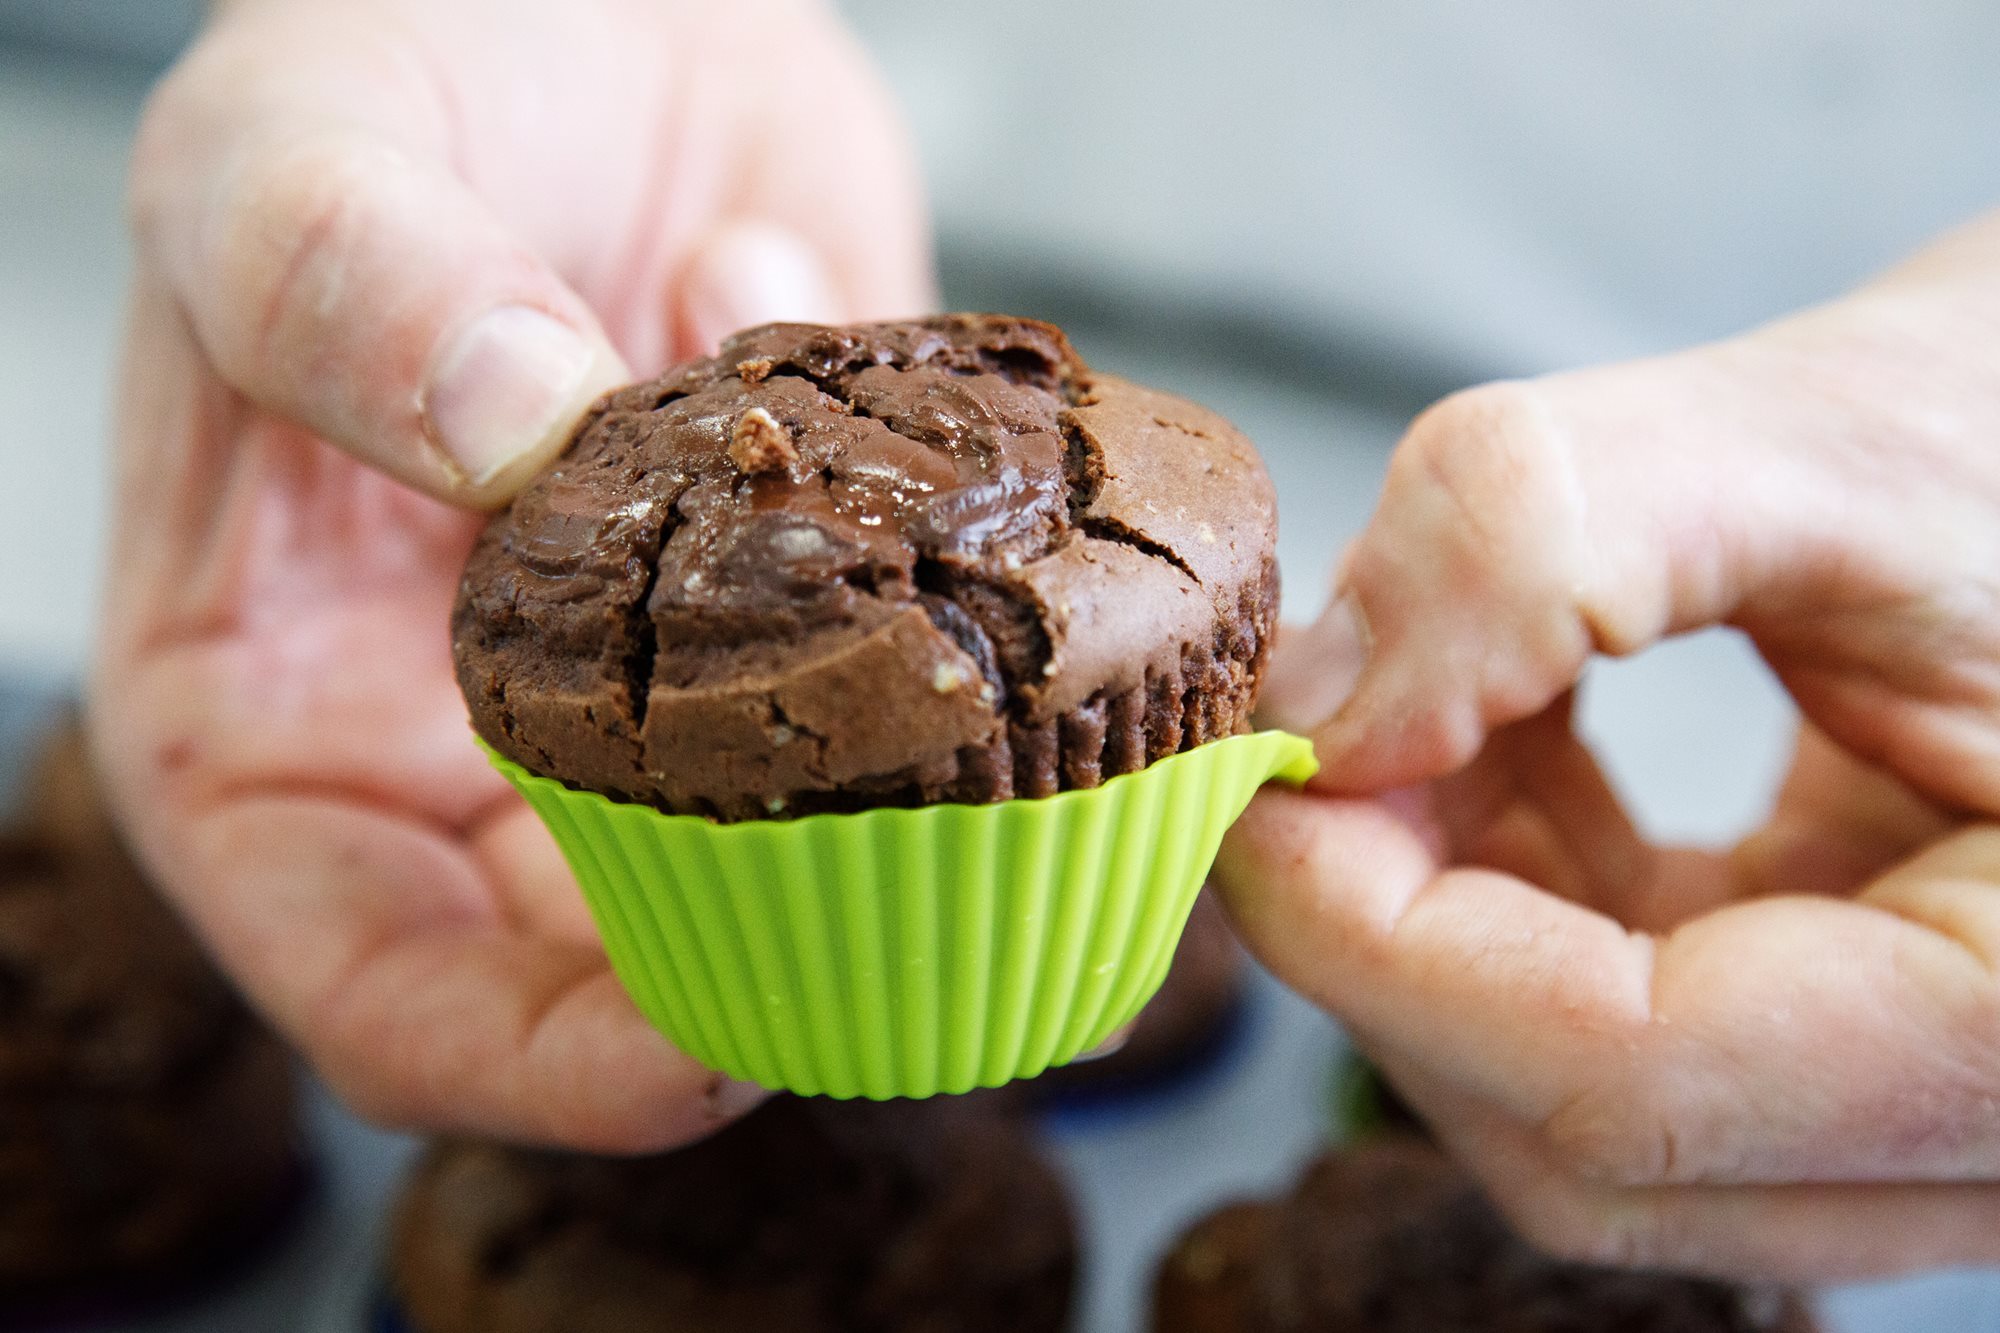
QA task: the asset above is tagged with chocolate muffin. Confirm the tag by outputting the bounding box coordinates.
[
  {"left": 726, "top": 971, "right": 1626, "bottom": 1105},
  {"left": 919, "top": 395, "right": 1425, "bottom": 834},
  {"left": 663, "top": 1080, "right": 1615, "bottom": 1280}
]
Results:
[
  {"left": 0, "top": 720, "right": 302, "bottom": 1306},
  {"left": 1153, "top": 1140, "right": 1817, "bottom": 1333},
  {"left": 389, "top": 1095, "right": 1076, "bottom": 1333},
  {"left": 454, "top": 315, "right": 1278, "bottom": 819},
  {"left": 1031, "top": 888, "right": 1248, "bottom": 1101}
]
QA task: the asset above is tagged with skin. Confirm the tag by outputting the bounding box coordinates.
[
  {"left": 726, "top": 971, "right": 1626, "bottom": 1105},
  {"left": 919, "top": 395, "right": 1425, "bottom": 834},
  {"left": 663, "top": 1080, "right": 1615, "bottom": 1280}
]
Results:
[
  {"left": 90, "top": 0, "right": 2000, "bottom": 1275},
  {"left": 92, "top": 0, "right": 931, "bottom": 1151},
  {"left": 1225, "top": 213, "right": 2000, "bottom": 1279}
]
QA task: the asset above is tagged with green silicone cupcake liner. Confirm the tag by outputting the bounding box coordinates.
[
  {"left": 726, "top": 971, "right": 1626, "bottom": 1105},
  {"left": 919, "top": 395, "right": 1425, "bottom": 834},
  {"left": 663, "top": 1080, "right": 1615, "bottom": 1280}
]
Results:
[
  {"left": 485, "top": 730, "right": 1316, "bottom": 1100},
  {"left": 1329, "top": 1050, "right": 1396, "bottom": 1140},
  {"left": 1328, "top": 1049, "right": 1430, "bottom": 1143}
]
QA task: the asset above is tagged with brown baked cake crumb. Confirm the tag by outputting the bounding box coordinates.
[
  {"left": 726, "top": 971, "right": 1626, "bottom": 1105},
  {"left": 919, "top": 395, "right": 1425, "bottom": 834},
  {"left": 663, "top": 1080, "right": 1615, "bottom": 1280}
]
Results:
[
  {"left": 728, "top": 405, "right": 797, "bottom": 474},
  {"left": 453, "top": 315, "right": 1278, "bottom": 819}
]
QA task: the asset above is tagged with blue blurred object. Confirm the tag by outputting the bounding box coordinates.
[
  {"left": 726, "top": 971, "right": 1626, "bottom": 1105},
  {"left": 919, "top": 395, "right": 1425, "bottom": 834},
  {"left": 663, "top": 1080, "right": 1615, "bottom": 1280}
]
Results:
[
  {"left": 0, "top": 664, "right": 62, "bottom": 819},
  {"left": 366, "top": 1295, "right": 410, "bottom": 1333},
  {"left": 0, "top": 0, "right": 196, "bottom": 68}
]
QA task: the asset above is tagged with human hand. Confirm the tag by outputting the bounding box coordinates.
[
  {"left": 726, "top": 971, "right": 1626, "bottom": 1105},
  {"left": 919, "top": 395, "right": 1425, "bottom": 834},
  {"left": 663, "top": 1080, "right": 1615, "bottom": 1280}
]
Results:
[
  {"left": 92, "top": 0, "right": 930, "bottom": 1149},
  {"left": 1217, "top": 214, "right": 2000, "bottom": 1279}
]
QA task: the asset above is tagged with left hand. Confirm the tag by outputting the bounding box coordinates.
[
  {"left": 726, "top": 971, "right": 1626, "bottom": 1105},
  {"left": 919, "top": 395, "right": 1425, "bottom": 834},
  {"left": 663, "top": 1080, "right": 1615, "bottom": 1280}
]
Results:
[
  {"left": 92, "top": 0, "right": 931, "bottom": 1150},
  {"left": 1216, "top": 211, "right": 2000, "bottom": 1280}
]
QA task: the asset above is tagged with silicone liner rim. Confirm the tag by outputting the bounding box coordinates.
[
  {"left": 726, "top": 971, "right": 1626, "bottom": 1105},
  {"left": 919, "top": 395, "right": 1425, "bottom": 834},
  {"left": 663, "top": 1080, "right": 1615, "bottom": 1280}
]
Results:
[{"left": 478, "top": 729, "right": 1319, "bottom": 829}]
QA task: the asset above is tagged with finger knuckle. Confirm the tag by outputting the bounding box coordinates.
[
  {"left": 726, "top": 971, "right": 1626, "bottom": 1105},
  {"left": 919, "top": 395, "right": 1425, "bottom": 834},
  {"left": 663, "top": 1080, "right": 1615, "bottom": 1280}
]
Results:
[
  {"left": 1391, "top": 382, "right": 1587, "bottom": 590},
  {"left": 127, "top": 62, "right": 207, "bottom": 243},
  {"left": 1496, "top": 1177, "right": 1668, "bottom": 1271},
  {"left": 1349, "top": 381, "right": 1599, "bottom": 745},
  {"left": 213, "top": 133, "right": 398, "bottom": 360},
  {"left": 128, "top": 27, "right": 261, "bottom": 243},
  {"left": 1539, "top": 1087, "right": 1683, "bottom": 1187},
  {"left": 312, "top": 1046, "right": 421, "bottom": 1132}
]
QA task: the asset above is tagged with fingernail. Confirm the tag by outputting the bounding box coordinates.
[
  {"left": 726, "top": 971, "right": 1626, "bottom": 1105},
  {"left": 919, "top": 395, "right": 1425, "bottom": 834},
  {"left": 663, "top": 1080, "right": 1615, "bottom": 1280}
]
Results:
[
  {"left": 1071, "top": 1021, "right": 1137, "bottom": 1064},
  {"left": 682, "top": 221, "right": 842, "bottom": 352},
  {"left": 705, "top": 1076, "right": 771, "bottom": 1121},
  {"left": 1258, "top": 592, "right": 1370, "bottom": 735},
  {"left": 424, "top": 305, "right": 608, "bottom": 487}
]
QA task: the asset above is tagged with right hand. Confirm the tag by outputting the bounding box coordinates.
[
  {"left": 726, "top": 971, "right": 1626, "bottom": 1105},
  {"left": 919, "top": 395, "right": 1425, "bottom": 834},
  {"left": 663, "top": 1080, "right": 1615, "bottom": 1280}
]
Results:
[{"left": 92, "top": 0, "right": 931, "bottom": 1149}]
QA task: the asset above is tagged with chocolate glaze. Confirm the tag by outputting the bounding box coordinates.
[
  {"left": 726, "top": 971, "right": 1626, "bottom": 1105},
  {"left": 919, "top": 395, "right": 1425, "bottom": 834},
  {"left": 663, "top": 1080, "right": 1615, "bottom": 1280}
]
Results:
[{"left": 454, "top": 316, "right": 1278, "bottom": 818}]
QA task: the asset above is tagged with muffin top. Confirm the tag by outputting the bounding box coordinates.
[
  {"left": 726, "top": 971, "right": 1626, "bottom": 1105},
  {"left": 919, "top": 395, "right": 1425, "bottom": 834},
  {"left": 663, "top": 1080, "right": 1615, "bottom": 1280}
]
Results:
[
  {"left": 454, "top": 315, "right": 1276, "bottom": 818},
  {"left": 392, "top": 1095, "right": 1075, "bottom": 1333},
  {"left": 1156, "top": 1139, "right": 1816, "bottom": 1333}
]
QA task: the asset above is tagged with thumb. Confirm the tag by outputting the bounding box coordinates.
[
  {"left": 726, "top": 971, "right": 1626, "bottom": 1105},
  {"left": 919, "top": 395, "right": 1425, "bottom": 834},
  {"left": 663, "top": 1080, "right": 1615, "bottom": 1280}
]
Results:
[
  {"left": 675, "top": 219, "right": 847, "bottom": 356},
  {"left": 132, "top": 111, "right": 626, "bottom": 508},
  {"left": 1263, "top": 304, "right": 2000, "bottom": 799}
]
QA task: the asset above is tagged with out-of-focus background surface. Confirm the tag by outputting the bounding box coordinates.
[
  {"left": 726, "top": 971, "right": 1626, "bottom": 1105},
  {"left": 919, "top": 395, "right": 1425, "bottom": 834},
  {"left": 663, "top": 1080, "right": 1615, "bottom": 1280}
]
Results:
[{"left": 2, "top": 2, "right": 1997, "bottom": 1329}]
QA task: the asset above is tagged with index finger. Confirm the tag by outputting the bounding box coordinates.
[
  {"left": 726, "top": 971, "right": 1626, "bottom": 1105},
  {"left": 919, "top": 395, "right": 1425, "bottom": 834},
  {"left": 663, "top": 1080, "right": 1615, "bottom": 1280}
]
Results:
[{"left": 1214, "top": 788, "right": 2000, "bottom": 1188}]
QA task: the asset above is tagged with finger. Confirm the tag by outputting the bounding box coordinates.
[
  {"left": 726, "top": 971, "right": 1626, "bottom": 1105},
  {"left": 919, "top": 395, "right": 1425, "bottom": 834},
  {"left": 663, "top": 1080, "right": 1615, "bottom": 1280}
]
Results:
[
  {"left": 180, "top": 794, "right": 738, "bottom": 1152},
  {"left": 91, "top": 432, "right": 508, "bottom": 834},
  {"left": 1426, "top": 696, "right": 1664, "bottom": 918},
  {"left": 131, "top": 32, "right": 627, "bottom": 507},
  {"left": 1257, "top": 596, "right": 1368, "bottom": 740},
  {"left": 469, "top": 800, "right": 602, "bottom": 948},
  {"left": 1215, "top": 790, "right": 2000, "bottom": 1187},
  {"left": 1431, "top": 700, "right": 1753, "bottom": 930},
  {"left": 1734, "top": 722, "right": 1956, "bottom": 899},
  {"left": 1381, "top": 1058, "right": 2000, "bottom": 1282},
  {"left": 1216, "top": 788, "right": 1659, "bottom": 1124},
  {"left": 1518, "top": 1163, "right": 2000, "bottom": 1283},
  {"left": 674, "top": 219, "right": 848, "bottom": 356},
  {"left": 1260, "top": 358, "right": 1777, "bottom": 784},
  {"left": 722, "top": 0, "right": 939, "bottom": 323},
  {"left": 1263, "top": 331, "right": 2000, "bottom": 810},
  {"left": 1428, "top": 708, "right": 1958, "bottom": 931}
]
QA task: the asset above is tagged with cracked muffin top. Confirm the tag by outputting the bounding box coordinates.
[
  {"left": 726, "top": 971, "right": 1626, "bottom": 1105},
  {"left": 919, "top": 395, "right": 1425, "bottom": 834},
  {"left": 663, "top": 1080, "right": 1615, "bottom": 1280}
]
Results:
[{"left": 452, "top": 315, "right": 1278, "bottom": 820}]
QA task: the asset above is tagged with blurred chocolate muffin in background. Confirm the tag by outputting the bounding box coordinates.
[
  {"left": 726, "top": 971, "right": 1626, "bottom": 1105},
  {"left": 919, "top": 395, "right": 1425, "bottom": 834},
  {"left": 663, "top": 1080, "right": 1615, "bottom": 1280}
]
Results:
[
  {"left": 0, "top": 717, "right": 303, "bottom": 1312},
  {"left": 1152, "top": 1137, "right": 1817, "bottom": 1333},
  {"left": 388, "top": 1095, "right": 1076, "bottom": 1333}
]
